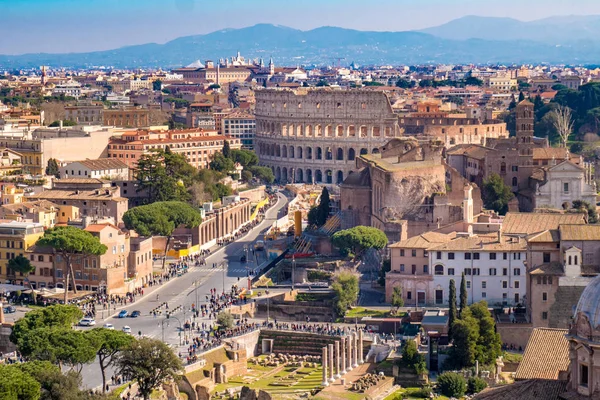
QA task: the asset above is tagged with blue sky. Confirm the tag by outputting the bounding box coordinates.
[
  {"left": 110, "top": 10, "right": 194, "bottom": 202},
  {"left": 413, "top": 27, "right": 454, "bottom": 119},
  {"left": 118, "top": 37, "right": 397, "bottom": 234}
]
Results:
[{"left": 2, "top": 0, "right": 600, "bottom": 54}]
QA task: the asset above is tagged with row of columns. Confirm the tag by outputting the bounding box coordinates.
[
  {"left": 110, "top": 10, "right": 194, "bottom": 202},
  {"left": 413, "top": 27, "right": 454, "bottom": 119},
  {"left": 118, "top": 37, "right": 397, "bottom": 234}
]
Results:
[{"left": 321, "top": 331, "right": 364, "bottom": 386}]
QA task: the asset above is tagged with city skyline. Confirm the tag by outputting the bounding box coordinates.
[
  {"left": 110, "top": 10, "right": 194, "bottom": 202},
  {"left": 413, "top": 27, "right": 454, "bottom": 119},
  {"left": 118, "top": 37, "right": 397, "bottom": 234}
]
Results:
[{"left": 3, "top": 0, "right": 600, "bottom": 54}]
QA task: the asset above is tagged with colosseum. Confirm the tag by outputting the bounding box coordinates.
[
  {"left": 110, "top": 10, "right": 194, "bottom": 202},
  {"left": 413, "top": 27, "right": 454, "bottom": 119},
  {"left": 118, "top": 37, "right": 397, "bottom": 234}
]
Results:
[{"left": 255, "top": 88, "right": 401, "bottom": 184}]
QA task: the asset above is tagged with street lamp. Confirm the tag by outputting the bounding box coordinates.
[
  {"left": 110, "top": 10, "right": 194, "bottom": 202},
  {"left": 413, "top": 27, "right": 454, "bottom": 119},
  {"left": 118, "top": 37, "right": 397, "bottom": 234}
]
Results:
[
  {"left": 291, "top": 255, "right": 296, "bottom": 290},
  {"left": 160, "top": 316, "right": 183, "bottom": 345}
]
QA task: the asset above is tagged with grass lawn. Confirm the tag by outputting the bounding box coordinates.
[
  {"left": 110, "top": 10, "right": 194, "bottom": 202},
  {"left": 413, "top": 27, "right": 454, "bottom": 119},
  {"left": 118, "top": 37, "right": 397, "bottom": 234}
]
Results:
[
  {"left": 383, "top": 387, "right": 451, "bottom": 400},
  {"left": 502, "top": 351, "right": 523, "bottom": 363},
  {"left": 345, "top": 307, "right": 405, "bottom": 319}
]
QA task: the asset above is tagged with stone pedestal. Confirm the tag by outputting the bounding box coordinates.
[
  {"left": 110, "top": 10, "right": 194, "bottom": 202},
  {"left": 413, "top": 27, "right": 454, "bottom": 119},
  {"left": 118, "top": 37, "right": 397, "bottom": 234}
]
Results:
[
  {"left": 358, "top": 330, "right": 364, "bottom": 364},
  {"left": 322, "top": 346, "right": 329, "bottom": 386},
  {"left": 328, "top": 343, "right": 335, "bottom": 383},
  {"left": 341, "top": 337, "right": 347, "bottom": 375},
  {"left": 335, "top": 341, "right": 341, "bottom": 379}
]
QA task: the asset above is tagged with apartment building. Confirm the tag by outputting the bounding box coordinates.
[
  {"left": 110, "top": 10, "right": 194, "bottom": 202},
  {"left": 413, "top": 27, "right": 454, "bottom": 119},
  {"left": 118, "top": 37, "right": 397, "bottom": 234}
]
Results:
[
  {"left": 107, "top": 128, "right": 242, "bottom": 169},
  {"left": 103, "top": 107, "right": 150, "bottom": 128},
  {"left": 0, "top": 221, "right": 45, "bottom": 283},
  {"left": 223, "top": 111, "right": 255, "bottom": 149},
  {"left": 64, "top": 104, "right": 104, "bottom": 125},
  {"left": 60, "top": 158, "right": 129, "bottom": 180}
]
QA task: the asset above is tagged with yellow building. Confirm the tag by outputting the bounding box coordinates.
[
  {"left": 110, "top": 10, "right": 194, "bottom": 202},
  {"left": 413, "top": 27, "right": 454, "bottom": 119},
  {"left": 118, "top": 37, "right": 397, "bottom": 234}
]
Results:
[
  {"left": 2, "top": 185, "right": 25, "bottom": 205},
  {"left": 0, "top": 200, "right": 62, "bottom": 228},
  {"left": 56, "top": 205, "right": 80, "bottom": 224},
  {"left": 0, "top": 221, "right": 45, "bottom": 283}
]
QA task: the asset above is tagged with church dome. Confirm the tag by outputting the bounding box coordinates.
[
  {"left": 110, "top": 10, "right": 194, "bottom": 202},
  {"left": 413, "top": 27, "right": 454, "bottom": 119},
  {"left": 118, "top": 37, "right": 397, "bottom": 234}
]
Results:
[{"left": 574, "top": 274, "right": 600, "bottom": 329}]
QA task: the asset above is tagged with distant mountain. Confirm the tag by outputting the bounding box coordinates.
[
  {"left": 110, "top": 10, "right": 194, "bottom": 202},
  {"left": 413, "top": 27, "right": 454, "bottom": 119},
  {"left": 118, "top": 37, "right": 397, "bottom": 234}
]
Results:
[
  {"left": 420, "top": 15, "right": 600, "bottom": 43},
  {"left": 2, "top": 22, "right": 600, "bottom": 69}
]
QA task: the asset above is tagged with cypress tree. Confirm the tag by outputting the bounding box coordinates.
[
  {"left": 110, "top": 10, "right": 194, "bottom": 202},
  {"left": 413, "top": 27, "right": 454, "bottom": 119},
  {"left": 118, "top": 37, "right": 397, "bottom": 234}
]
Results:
[
  {"left": 518, "top": 91, "right": 525, "bottom": 102},
  {"left": 222, "top": 140, "right": 231, "bottom": 159},
  {"left": 449, "top": 279, "right": 457, "bottom": 337},
  {"left": 459, "top": 272, "right": 468, "bottom": 316},
  {"left": 317, "top": 187, "right": 330, "bottom": 226}
]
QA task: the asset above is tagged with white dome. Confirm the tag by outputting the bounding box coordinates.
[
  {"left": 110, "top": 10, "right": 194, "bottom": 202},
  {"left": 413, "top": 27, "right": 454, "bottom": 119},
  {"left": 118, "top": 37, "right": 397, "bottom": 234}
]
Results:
[{"left": 574, "top": 275, "right": 600, "bottom": 328}]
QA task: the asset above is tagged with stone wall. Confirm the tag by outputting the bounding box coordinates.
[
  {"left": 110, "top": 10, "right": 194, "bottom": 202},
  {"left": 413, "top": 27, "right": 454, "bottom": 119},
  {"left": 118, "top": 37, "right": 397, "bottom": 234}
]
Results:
[
  {"left": 0, "top": 323, "right": 16, "bottom": 353},
  {"left": 496, "top": 323, "right": 533, "bottom": 351},
  {"left": 228, "top": 329, "right": 261, "bottom": 359}
]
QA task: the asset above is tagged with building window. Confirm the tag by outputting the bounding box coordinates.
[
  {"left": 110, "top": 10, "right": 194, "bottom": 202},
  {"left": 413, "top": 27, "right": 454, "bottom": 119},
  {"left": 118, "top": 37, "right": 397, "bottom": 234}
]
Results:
[
  {"left": 412, "top": 265, "right": 417, "bottom": 274},
  {"left": 448, "top": 268, "right": 455, "bottom": 276},
  {"left": 407, "top": 291, "right": 412, "bottom": 300},
  {"left": 473, "top": 268, "right": 480, "bottom": 276},
  {"left": 563, "top": 182, "right": 569, "bottom": 193},
  {"left": 542, "top": 292, "right": 548, "bottom": 302},
  {"left": 581, "top": 364, "right": 589, "bottom": 387},
  {"left": 411, "top": 249, "right": 417, "bottom": 257},
  {"left": 515, "top": 281, "right": 520, "bottom": 289},
  {"left": 542, "top": 311, "right": 548, "bottom": 320},
  {"left": 465, "top": 253, "right": 472, "bottom": 260},
  {"left": 543, "top": 253, "right": 551, "bottom": 263},
  {"left": 448, "top": 252, "right": 455, "bottom": 260},
  {"left": 473, "top": 253, "right": 480, "bottom": 260},
  {"left": 434, "top": 265, "right": 444, "bottom": 275},
  {"left": 400, "top": 249, "right": 404, "bottom": 256},
  {"left": 465, "top": 268, "right": 472, "bottom": 275},
  {"left": 502, "top": 281, "right": 508, "bottom": 289},
  {"left": 489, "top": 253, "right": 496, "bottom": 260},
  {"left": 514, "top": 268, "right": 521, "bottom": 276},
  {"left": 482, "top": 281, "right": 487, "bottom": 289},
  {"left": 503, "top": 268, "right": 508, "bottom": 276},
  {"left": 400, "top": 264, "right": 405, "bottom": 272},
  {"left": 423, "top": 265, "right": 428, "bottom": 274},
  {"left": 482, "top": 292, "right": 487, "bottom": 298},
  {"left": 466, "top": 281, "right": 471, "bottom": 289},
  {"left": 503, "top": 252, "right": 508, "bottom": 260},
  {"left": 436, "top": 251, "right": 441, "bottom": 260},
  {"left": 435, "top": 289, "right": 443, "bottom": 305},
  {"left": 489, "top": 268, "right": 497, "bottom": 275}
]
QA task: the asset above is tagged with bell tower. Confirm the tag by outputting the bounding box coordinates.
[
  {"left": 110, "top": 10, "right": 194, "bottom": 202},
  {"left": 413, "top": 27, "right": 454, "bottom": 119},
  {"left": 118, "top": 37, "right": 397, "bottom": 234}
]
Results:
[{"left": 516, "top": 99, "right": 535, "bottom": 155}]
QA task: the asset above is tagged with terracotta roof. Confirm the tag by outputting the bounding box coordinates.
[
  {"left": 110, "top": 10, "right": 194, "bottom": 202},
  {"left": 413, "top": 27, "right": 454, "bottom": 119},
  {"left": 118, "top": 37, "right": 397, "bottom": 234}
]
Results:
[
  {"left": 69, "top": 158, "right": 128, "bottom": 171},
  {"left": 1, "top": 200, "right": 59, "bottom": 214},
  {"left": 533, "top": 147, "right": 570, "bottom": 160},
  {"left": 514, "top": 328, "right": 569, "bottom": 380},
  {"left": 502, "top": 212, "right": 586, "bottom": 235},
  {"left": 54, "top": 178, "right": 109, "bottom": 184},
  {"left": 530, "top": 262, "right": 564, "bottom": 275},
  {"left": 560, "top": 224, "right": 600, "bottom": 241},
  {"left": 474, "top": 379, "right": 567, "bottom": 400},
  {"left": 446, "top": 144, "right": 491, "bottom": 160},
  {"left": 85, "top": 223, "right": 120, "bottom": 233},
  {"left": 527, "top": 229, "right": 560, "bottom": 243},
  {"left": 429, "top": 234, "right": 526, "bottom": 252},
  {"left": 30, "top": 189, "right": 125, "bottom": 202},
  {"left": 389, "top": 231, "right": 454, "bottom": 249}
]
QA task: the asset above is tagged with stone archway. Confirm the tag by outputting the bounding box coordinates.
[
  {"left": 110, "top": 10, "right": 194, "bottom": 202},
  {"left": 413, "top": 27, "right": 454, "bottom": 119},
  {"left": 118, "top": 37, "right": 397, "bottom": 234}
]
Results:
[
  {"left": 306, "top": 169, "right": 313, "bottom": 184},
  {"left": 360, "top": 148, "right": 368, "bottom": 155},
  {"left": 325, "top": 170, "right": 332, "bottom": 184},
  {"left": 336, "top": 170, "right": 344, "bottom": 184},
  {"left": 315, "top": 170, "right": 323, "bottom": 183},
  {"left": 275, "top": 166, "right": 281, "bottom": 182},
  {"left": 348, "top": 148, "right": 356, "bottom": 160},
  {"left": 336, "top": 148, "right": 344, "bottom": 161},
  {"left": 297, "top": 168, "right": 304, "bottom": 183},
  {"left": 282, "top": 167, "right": 288, "bottom": 183}
]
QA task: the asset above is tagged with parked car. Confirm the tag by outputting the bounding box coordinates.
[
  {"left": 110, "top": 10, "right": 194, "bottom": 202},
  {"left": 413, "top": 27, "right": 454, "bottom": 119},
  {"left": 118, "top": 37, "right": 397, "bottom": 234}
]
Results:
[
  {"left": 118, "top": 310, "right": 128, "bottom": 318},
  {"left": 79, "top": 317, "right": 96, "bottom": 327},
  {"left": 122, "top": 326, "right": 132, "bottom": 334},
  {"left": 103, "top": 323, "right": 115, "bottom": 330},
  {"left": 3, "top": 306, "right": 16, "bottom": 314},
  {"left": 130, "top": 310, "right": 141, "bottom": 318}
]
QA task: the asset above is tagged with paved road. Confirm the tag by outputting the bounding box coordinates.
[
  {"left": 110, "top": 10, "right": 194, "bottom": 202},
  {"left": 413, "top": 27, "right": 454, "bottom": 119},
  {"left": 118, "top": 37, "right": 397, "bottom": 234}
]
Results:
[{"left": 79, "top": 192, "right": 289, "bottom": 389}]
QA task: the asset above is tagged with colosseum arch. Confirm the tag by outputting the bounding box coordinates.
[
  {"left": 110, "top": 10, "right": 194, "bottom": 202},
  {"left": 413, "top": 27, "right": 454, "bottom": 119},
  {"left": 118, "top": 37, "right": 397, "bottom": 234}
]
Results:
[
  {"left": 373, "top": 127, "right": 381, "bottom": 137},
  {"left": 336, "top": 148, "right": 344, "bottom": 160},
  {"left": 270, "top": 143, "right": 276, "bottom": 156},
  {"left": 305, "top": 125, "right": 313, "bottom": 136},
  {"left": 315, "top": 170, "right": 323, "bottom": 183},
  {"left": 360, "top": 126, "right": 368, "bottom": 137},
  {"left": 316, "top": 125, "right": 323, "bottom": 137},
  {"left": 348, "top": 125, "right": 356, "bottom": 137},
  {"left": 276, "top": 145, "right": 281, "bottom": 157},
  {"left": 348, "top": 148, "right": 356, "bottom": 160},
  {"left": 336, "top": 125, "right": 344, "bottom": 137},
  {"left": 297, "top": 146, "right": 303, "bottom": 159},
  {"left": 296, "top": 125, "right": 303, "bottom": 136},
  {"left": 282, "top": 167, "right": 288, "bottom": 182},
  {"left": 326, "top": 125, "right": 333, "bottom": 137},
  {"left": 297, "top": 168, "right": 304, "bottom": 183},
  {"left": 289, "top": 124, "right": 295, "bottom": 136},
  {"left": 306, "top": 169, "right": 313, "bottom": 183},
  {"left": 372, "top": 148, "right": 380, "bottom": 154},
  {"left": 316, "top": 147, "right": 323, "bottom": 160},
  {"left": 337, "top": 170, "right": 344, "bottom": 184},
  {"left": 360, "top": 148, "right": 368, "bottom": 155},
  {"left": 326, "top": 170, "right": 333, "bottom": 184},
  {"left": 385, "top": 127, "right": 392, "bottom": 137},
  {"left": 282, "top": 145, "right": 287, "bottom": 158},
  {"left": 306, "top": 147, "right": 313, "bottom": 159},
  {"left": 275, "top": 166, "right": 281, "bottom": 182},
  {"left": 325, "top": 147, "right": 333, "bottom": 160},
  {"left": 282, "top": 124, "right": 288, "bottom": 136},
  {"left": 289, "top": 146, "right": 295, "bottom": 158}
]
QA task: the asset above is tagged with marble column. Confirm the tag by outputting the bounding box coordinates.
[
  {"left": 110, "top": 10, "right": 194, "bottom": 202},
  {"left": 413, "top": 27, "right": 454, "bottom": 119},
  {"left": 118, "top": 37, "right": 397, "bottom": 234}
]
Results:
[
  {"left": 346, "top": 334, "right": 353, "bottom": 372},
  {"left": 322, "top": 346, "right": 329, "bottom": 386},
  {"left": 358, "top": 330, "right": 364, "bottom": 364},
  {"left": 328, "top": 343, "right": 335, "bottom": 383},
  {"left": 352, "top": 332, "right": 358, "bottom": 368},
  {"left": 341, "top": 337, "right": 347, "bottom": 375},
  {"left": 335, "top": 341, "right": 341, "bottom": 379}
]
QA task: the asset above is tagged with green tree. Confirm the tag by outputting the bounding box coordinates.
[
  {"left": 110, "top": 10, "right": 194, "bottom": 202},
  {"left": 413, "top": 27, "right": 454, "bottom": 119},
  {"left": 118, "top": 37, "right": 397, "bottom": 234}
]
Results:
[
  {"left": 230, "top": 149, "right": 258, "bottom": 168},
  {"left": 448, "top": 314, "right": 479, "bottom": 369},
  {"left": 468, "top": 376, "right": 488, "bottom": 394},
  {"left": 45, "top": 158, "right": 60, "bottom": 178},
  {"left": 117, "top": 338, "right": 183, "bottom": 400},
  {"left": 572, "top": 200, "right": 598, "bottom": 223},
  {"left": 470, "top": 301, "right": 502, "bottom": 364},
  {"left": 518, "top": 91, "right": 525, "bottom": 102},
  {"left": 377, "top": 258, "right": 391, "bottom": 286},
  {"left": 135, "top": 149, "right": 193, "bottom": 203},
  {"left": 395, "top": 78, "right": 415, "bottom": 89},
  {"left": 248, "top": 166, "right": 274, "bottom": 183},
  {"left": 316, "top": 187, "right": 331, "bottom": 227},
  {"left": 448, "top": 279, "right": 457, "bottom": 337},
  {"left": 331, "top": 272, "right": 359, "bottom": 317},
  {"left": 397, "top": 340, "right": 426, "bottom": 375},
  {"left": 437, "top": 372, "right": 467, "bottom": 398},
  {"left": 464, "top": 77, "right": 483, "bottom": 86},
  {"left": 216, "top": 311, "right": 234, "bottom": 329},
  {"left": 241, "top": 170, "right": 253, "bottom": 182},
  {"left": 123, "top": 201, "right": 202, "bottom": 269},
  {"left": 48, "top": 120, "right": 77, "bottom": 127},
  {"left": 459, "top": 272, "right": 467, "bottom": 315},
  {"left": 482, "top": 173, "right": 515, "bottom": 215},
  {"left": 331, "top": 226, "right": 388, "bottom": 257},
  {"left": 316, "top": 80, "right": 330, "bottom": 87},
  {"left": 209, "top": 152, "right": 235, "bottom": 173},
  {"left": 10, "top": 305, "right": 82, "bottom": 348},
  {"left": 391, "top": 286, "right": 404, "bottom": 315},
  {"left": 36, "top": 227, "right": 107, "bottom": 303},
  {"left": 88, "top": 328, "right": 135, "bottom": 393},
  {"left": 0, "top": 364, "right": 41, "bottom": 400},
  {"left": 16, "top": 361, "right": 92, "bottom": 400},
  {"left": 8, "top": 255, "right": 37, "bottom": 303},
  {"left": 222, "top": 139, "right": 231, "bottom": 159},
  {"left": 152, "top": 79, "right": 162, "bottom": 91}
]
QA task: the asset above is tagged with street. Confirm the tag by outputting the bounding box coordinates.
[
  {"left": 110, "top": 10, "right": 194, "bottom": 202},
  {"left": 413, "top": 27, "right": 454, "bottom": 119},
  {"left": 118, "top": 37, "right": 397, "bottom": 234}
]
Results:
[{"left": 79, "top": 191, "right": 288, "bottom": 389}]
